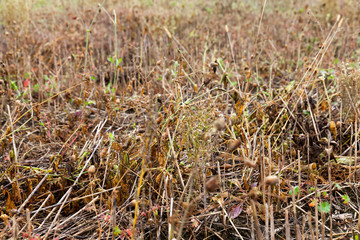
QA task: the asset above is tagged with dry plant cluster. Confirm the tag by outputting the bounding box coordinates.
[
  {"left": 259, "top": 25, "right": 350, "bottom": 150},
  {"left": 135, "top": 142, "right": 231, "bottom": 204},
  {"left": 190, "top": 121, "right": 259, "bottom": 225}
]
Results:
[{"left": 1, "top": 0, "right": 360, "bottom": 239}]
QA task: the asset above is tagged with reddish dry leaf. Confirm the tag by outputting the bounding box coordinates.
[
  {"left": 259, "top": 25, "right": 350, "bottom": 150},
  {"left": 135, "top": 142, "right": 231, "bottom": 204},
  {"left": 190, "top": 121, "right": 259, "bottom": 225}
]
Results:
[
  {"left": 229, "top": 204, "right": 243, "bottom": 219},
  {"left": 23, "top": 78, "right": 30, "bottom": 87},
  {"left": 191, "top": 218, "right": 200, "bottom": 228},
  {"left": 235, "top": 97, "right": 246, "bottom": 116},
  {"left": 11, "top": 181, "right": 22, "bottom": 204},
  {"left": 158, "top": 153, "right": 166, "bottom": 167},
  {"left": 4, "top": 190, "right": 16, "bottom": 213},
  {"left": 330, "top": 121, "right": 337, "bottom": 139},
  {"left": 155, "top": 172, "right": 163, "bottom": 184}
]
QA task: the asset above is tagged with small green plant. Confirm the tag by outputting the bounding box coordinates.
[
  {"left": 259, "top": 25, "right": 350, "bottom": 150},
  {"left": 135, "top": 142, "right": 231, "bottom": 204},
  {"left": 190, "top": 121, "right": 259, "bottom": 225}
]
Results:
[
  {"left": 318, "top": 201, "right": 331, "bottom": 213},
  {"left": 341, "top": 194, "right": 350, "bottom": 204},
  {"left": 289, "top": 186, "right": 299, "bottom": 197},
  {"left": 33, "top": 83, "right": 40, "bottom": 92},
  {"left": 38, "top": 121, "right": 47, "bottom": 132},
  {"left": 334, "top": 183, "right": 341, "bottom": 190},
  {"left": 10, "top": 80, "right": 19, "bottom": 91},
  {"left": 107, "top": 56, "right": 123, "bottom": 70},
  {"left": 81, "top": 151, "right": 89, "bottom": 159},
  {"left": 113, "top": 226, "right": 121, "bottom": 236},
  {"left": 85, "top": 100, "right": 95, "bottom": 106},
  {"left": 308, "top": 187, "right": 315, "bottom": 193},
  {"left": 109, "top": 132, "right": 115, "bottom": 142},
  {"left": 171, "top": 61, "right": 179, "bottom": 78}
]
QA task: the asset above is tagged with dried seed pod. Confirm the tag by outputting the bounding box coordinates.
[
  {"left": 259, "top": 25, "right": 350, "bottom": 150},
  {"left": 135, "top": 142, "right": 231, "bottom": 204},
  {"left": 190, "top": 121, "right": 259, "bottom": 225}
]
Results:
[
  {"left": 325, "top": 146, "right": 333, "bottom": 156},
  {"left": 209, "top": 62, "right": 218, "bottom": 73},
  {"left": 230, "top": 113, "right": 237, "bottom": 125},
  {"left": 264, "top": 176, "right": 280, "bottom": 186},
  {"left": 100, "top": 148, "right": 108, "bottom": 159},
  {"left": 205, "top": 177, "right": 220, "bottom": 192},
  {"left": 88, "top": 165, "right": 96, "bottom": 174},
  {"left": 182, "top": 202, "right": 195, "bottom": 217},
  {"left": 214, "top": 117, "right": 226, "bottom": 131},
  {"left": 249, "top": 184, "right": 261, "bottom": 199},
  {"left": 290, "top": 148, "right": 297, "bottom": 158},
  {"left": 301, "top": 163, "right": 317, "bottom": 171},
  {"left": 129, "top": 199, "right": 139, "bottom": 207},
  {"left": 228, "top": 139, "right": 241, "bottom": 152},
  {"left": 244, "top": 159, "right": 257, "bottom": 168},
  {"left": 222, "top": 163, "right": 233, "bottom": 170},
  {"left": 203, "top": 132, "right": 212, "bottom": 141}
]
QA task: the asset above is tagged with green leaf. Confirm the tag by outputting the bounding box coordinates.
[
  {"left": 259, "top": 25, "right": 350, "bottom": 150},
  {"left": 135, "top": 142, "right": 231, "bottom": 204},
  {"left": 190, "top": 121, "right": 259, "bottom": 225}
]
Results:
[
  {"left": 10, "top": 81, "right": 18, "bottom": 91},
  {"left": 189, "top": 29, "right": 197, "bottom": 37},
  {"left": 230, "top": 81, "right": 237, "bottom": 87},
  {"left": 82, "top": 151, "right": 89, "bottom": 158},
  {"left": 205, "top": 6, "right": 213, "bottom": 14},
  {"left": 289, "top": 186, "right": 299, "bottom": 196},
  {"left": 336, "top": 156, "right": 355, "bottom": 165},
  {"left": 109, "top": 132, "right": 115, "bottom": 141},
  {"left": 33, "top": 83, "right": 40, "bottom": 92},
  {"left": 341, "top": 194, "right": 350, "bottom": 204},
  {"left": 113, "top": 164, "right": 119, "bottom": 171},
  {"left": 318, "top": 201, "right": 330, "bottom": 213},
  {"left": 107, "top": 57, "right": 114, "bottom": 63},
  {"left": 113, "top": 225, "right": 122, "bottom": 236},
  {"left": 285, "top": 80, "right": 295, "bottom": 92},
  {"left": 115, "top": 58, "right": 122, "bottom": 66},
  {"left": 217, "top": 58, "right": 224, "bottom": 69},
  {"left": 334, "top": 183, "right": 341, "bottom": 190},
  {"left": 85, "top": 100, "right": 95, "bottom": 106},
  {"left": 302, "top": 110, "right": 310, "bottom": 115}
]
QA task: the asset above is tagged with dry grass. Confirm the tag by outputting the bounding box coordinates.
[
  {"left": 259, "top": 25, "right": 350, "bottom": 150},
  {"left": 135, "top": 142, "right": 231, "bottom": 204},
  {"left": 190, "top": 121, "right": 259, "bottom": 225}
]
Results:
[{"left": 1, "top": 0, "right": 360, "bottom": 239}]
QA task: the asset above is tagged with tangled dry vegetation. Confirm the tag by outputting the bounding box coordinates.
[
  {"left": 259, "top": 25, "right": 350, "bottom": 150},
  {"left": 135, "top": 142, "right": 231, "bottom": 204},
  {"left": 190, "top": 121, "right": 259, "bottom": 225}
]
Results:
[{"left": 1, "top": 0, "right": 360, "bottom": 239}]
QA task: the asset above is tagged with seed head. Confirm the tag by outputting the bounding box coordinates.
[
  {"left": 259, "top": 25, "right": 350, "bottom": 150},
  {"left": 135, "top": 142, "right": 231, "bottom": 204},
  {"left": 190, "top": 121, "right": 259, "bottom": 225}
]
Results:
[
  {"left": 205, "top": 177, "right": 220, "bottom": 193},
  {"left": 264, "top": 175, "right": 280, "bottom": 186}
]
